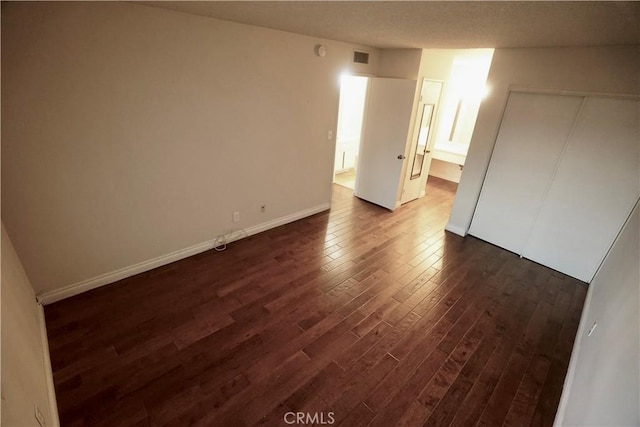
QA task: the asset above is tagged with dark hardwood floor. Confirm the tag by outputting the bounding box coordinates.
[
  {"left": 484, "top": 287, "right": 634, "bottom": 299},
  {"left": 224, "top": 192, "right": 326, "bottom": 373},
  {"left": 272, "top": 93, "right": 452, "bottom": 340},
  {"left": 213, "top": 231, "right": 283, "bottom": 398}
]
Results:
[{"left": 45, "top": 176, "right": 587, "bottom": 426}]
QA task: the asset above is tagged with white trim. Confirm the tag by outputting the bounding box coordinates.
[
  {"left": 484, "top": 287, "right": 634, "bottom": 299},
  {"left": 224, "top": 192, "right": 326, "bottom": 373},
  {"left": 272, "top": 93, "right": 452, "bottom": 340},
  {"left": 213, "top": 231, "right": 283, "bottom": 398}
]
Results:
[
  {"left": 244, "top": 203, "right": 329, "bottom": 236},
  {"left": 445, "top": 223, "right": 467, "bottom": 237},
  {"left": 38, "top": 304, "right": 60, "bottom": 427},
  {"left": 37, "top": 240, "right": 217, "bottom": 304},
  {"left": 36, "top": 203, "right": 330, "bottom": 304}
]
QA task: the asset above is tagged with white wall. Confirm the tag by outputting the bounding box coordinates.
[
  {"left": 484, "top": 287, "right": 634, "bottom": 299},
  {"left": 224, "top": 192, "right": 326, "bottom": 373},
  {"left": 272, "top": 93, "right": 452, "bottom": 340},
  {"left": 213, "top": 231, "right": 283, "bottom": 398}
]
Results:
[
  {"left": 1, "top": 2, "right": 378, "bottom": 297},
  {"left": 555, "top": 203, "right": 639, "bottom": 426},
  {"left": 447, "top": 46, "right": 640, "bottom": 236},
  {"left": 1, "top": 224, "right": 59, "bottom": 427}
]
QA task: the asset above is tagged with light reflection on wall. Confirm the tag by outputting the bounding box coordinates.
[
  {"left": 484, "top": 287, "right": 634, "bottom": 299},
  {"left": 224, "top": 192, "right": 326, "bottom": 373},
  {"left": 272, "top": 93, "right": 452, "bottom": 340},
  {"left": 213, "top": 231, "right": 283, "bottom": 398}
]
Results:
[{"left": 435, "top": 50, "right": 494, "bottom": 155}]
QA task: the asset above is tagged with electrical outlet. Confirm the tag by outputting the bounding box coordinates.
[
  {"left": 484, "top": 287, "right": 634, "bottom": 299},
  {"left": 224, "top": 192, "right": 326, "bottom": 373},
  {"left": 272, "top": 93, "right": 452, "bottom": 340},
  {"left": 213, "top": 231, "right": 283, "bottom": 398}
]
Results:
[
  {"left": 261, "top": 204, "right": 266, "bottom": 213},
  {"left": 327, "top": 130, "right": 333, "bottom": 140},
  {"left": 34, "top": 405, "right": 46, "bottom": 427},
  {"left": 232, "top": 211, "right": 240, "bottom": 223}
]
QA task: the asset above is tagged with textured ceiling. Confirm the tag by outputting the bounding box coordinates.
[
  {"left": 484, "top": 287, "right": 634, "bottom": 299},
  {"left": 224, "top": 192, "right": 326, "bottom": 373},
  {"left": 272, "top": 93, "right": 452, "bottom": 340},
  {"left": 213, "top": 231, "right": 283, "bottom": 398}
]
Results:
[{"left": 139, "top": 1, "right": 640, "bottom": 49}]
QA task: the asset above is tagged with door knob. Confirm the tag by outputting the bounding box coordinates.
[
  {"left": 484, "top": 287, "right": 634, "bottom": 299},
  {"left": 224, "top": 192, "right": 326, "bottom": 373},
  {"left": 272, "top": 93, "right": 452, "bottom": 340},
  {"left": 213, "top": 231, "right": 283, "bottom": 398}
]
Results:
[{"left": 397, "top": 155, "right": 406, "bottom": 159}]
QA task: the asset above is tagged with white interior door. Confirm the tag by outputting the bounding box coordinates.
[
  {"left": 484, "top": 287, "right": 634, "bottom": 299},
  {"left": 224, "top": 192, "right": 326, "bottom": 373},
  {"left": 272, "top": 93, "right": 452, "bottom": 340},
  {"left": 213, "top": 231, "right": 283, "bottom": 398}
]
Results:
[
  {"left": 469, "top": 92, "right": 584, "bottom": 253},
  {"left": 522, "top": 97, "right": 640, "bottom": 282},
  {"left": 354, "top": 77, "right": 417, "bottom": 210},
  {"left": 401, "top": 80, "right": 443, "bottom": 204}
]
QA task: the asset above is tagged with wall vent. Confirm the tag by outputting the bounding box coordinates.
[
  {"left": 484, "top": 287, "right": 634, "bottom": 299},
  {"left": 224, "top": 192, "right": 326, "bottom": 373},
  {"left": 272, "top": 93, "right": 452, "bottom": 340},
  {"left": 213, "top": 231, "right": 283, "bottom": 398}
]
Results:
[{"left": 353, "top": 51, "right": 370, "bottom": 64}]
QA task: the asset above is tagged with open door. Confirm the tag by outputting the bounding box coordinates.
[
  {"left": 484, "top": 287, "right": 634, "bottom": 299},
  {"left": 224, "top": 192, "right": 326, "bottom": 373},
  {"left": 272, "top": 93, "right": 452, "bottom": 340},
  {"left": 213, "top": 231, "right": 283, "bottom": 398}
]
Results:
[
  {"left": 401, "top": 80, "right": 443, "bottom": 204},
  {"left": 354, "top": 77, "right": 417, "bottom": 210}
]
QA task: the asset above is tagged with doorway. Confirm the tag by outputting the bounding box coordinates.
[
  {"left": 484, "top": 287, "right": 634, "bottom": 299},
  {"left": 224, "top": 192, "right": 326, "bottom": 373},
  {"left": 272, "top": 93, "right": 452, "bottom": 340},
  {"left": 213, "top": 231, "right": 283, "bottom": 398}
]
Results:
[
  {"left": 422, "top": 50, "right": 493, "bottom": 199},
  {"left": 401, "top": 49, "right": 494, "bottom": 208},
  {"left": 333, "top": 75, "right": 368, "bottom": 190}
]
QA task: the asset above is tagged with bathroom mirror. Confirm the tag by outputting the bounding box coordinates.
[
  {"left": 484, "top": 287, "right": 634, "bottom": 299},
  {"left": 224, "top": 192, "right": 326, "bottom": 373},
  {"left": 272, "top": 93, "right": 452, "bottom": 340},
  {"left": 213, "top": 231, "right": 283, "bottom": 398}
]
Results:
[{"left": 410, "top": 104, "right": 435, "bottom": 180}]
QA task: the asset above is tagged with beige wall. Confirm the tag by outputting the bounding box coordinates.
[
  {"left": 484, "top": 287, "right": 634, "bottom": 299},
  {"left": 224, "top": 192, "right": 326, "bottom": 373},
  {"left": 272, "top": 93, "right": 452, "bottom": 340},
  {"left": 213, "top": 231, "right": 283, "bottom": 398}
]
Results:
[
  {"left": 555, "top": 203, "right": 639, "bottom": 426},
  {"left": 378, "top": 48, "right": 422, "bottom": 80},
  {"left": 1, "top": 225, "right": 58, "bottom": 426},
  {"left": 447, "top": 46, "right": 640, "bottom": 236},
  {"left": 1, "top": 2, "right": 379, "bottom": 296}
]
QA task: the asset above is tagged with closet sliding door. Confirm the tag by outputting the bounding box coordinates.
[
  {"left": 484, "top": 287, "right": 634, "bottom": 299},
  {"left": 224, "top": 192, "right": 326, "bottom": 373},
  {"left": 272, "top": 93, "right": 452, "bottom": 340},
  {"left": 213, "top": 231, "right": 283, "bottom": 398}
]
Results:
[
  {"left": 522, "top": 97, "right": 640, "bottom": 282},
  {"left": 468, "top": 92, "right": 583, "bottom": 254},
  {"left": 470, "top": 91, "right": 639, "bottom": 283}
]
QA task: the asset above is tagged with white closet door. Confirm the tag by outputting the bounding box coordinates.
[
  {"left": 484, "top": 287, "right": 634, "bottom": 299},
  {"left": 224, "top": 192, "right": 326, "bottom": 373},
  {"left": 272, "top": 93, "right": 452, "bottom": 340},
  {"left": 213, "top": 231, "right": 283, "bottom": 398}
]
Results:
[
  {"left": 523, "top": 97, "right": 640, "bottom": 282},
  {"left": 469, "top": 92, "right": 584, "bottom": 253}
]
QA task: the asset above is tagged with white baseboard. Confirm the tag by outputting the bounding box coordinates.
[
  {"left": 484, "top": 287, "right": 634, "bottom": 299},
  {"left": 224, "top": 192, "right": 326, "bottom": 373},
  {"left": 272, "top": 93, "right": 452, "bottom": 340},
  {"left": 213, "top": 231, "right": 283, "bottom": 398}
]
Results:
[
  {"left": 36, "top": 239, "right": 219, "bottom": 304},
  {"left": 244, "top": 203, "right": 329, "bottom": 236},
  {"left": 38, "top": 304, "right": 60, "bottom": 427},
  {"left": 37, "top": 203, "right": 330, "bottom": 305},
  {"left": 445, "top": 223, "right": 467, "bottom": 237}
]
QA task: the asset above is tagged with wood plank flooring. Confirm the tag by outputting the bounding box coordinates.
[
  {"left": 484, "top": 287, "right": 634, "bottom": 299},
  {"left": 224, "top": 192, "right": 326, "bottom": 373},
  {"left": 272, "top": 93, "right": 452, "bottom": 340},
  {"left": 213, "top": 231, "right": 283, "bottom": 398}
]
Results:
[{"left": 45, "top": 176, "right": 587, "bottom": 426}]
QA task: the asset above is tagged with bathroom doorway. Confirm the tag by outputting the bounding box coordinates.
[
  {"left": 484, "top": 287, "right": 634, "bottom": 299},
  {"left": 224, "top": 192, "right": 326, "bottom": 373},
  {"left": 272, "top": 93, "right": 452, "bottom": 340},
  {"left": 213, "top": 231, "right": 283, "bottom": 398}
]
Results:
[{"left": 333, "top": 75, "right": 369, "bottom": 190}]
